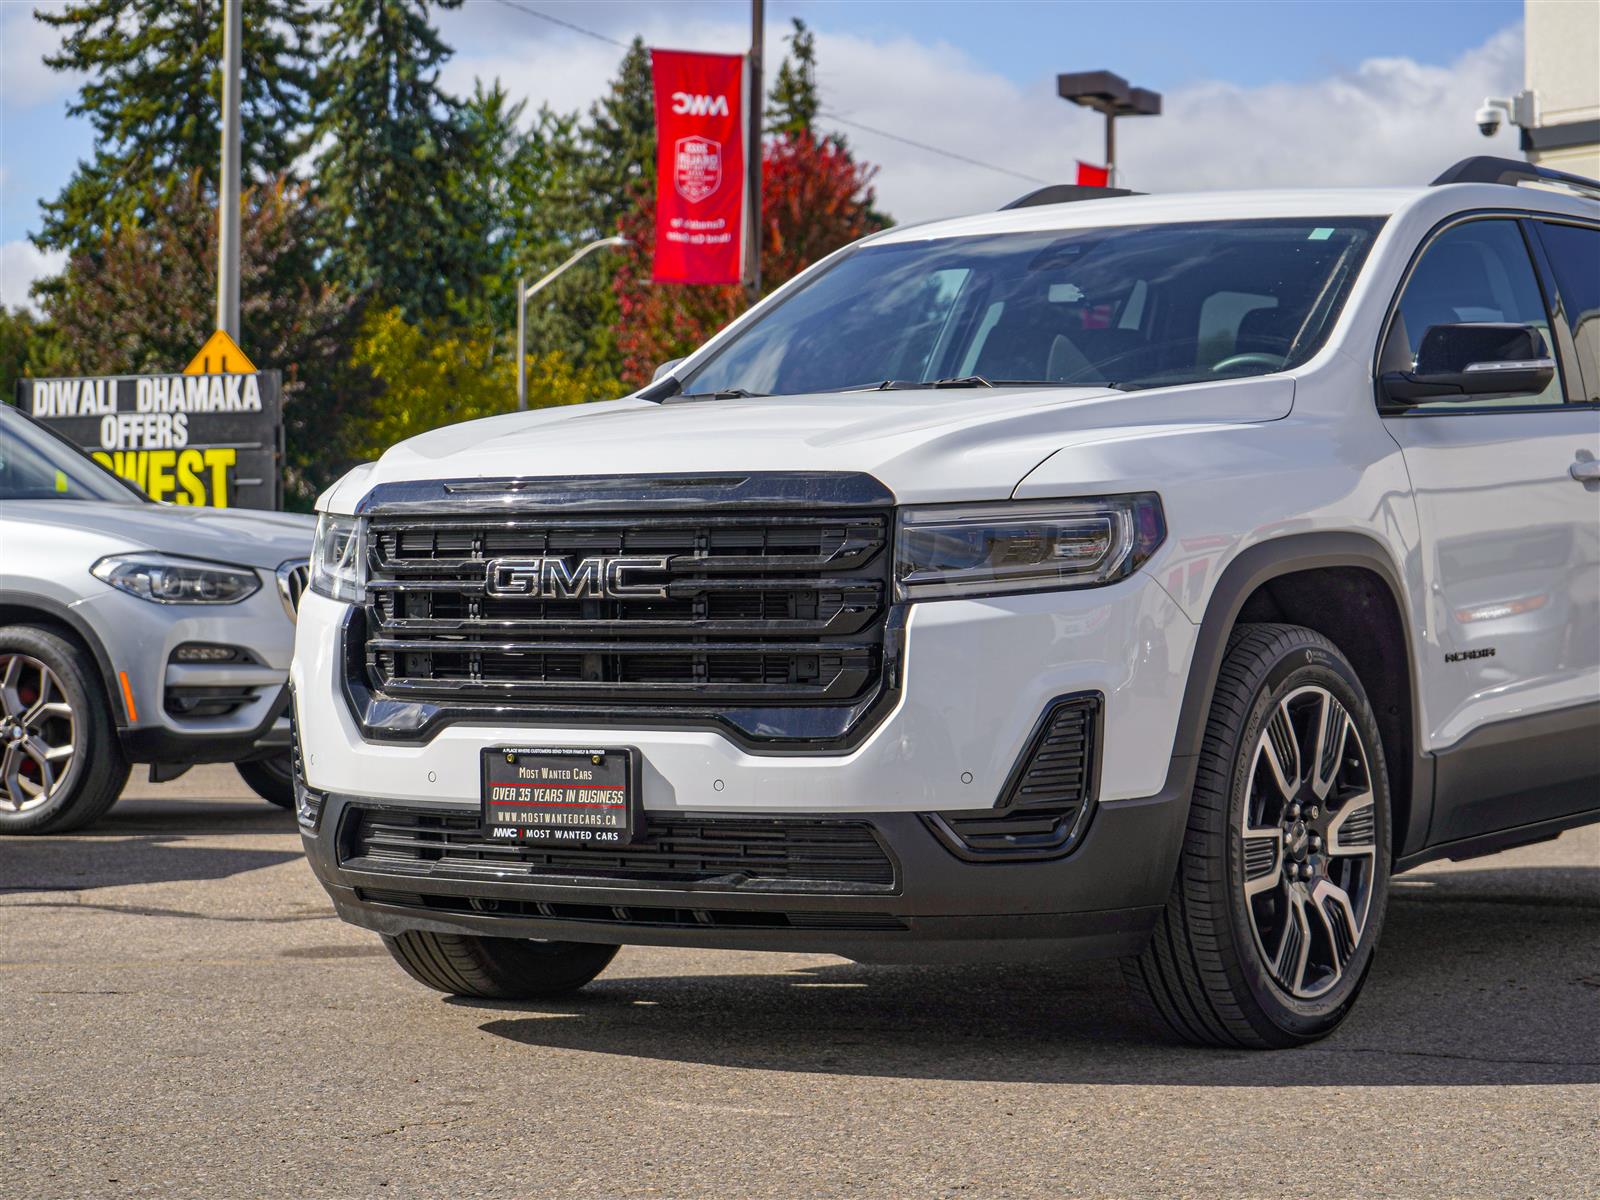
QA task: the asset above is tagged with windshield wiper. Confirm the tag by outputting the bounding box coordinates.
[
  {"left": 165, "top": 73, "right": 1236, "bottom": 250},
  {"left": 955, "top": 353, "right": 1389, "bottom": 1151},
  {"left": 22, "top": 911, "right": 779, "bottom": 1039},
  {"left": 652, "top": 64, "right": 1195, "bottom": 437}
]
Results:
[
  {"left": 666, "top": 388, "right": 766, "bottom": 403},
  {"left": 868, "top": 375, "right": 996, "bottom": 391}
]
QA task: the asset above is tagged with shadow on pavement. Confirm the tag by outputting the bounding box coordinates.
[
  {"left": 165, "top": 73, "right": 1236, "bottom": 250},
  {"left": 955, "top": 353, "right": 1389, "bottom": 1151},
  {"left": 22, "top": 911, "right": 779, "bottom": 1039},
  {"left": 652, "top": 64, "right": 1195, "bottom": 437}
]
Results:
[
  {"left": 474, "top": 866, "right": 1600, "bottom": 1087},
  {"left": 0, "top": 798, "right": 301, "bottom": 893}
]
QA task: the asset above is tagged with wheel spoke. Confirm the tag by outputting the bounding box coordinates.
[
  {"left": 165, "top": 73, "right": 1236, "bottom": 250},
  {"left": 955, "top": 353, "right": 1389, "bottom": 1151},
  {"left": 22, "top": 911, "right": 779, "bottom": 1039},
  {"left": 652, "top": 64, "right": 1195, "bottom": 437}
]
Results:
[
  {"left": 1272, "top": 889, "right": 1312, "bottom": 994},
  {"left": 22, "top": 736, "right": 56, "bottom": 795},
  {"left": 1242, "top": 826, "right": 1284, "bottom": 897},
  {"left": 0, "top": 655, "right": 23, "bottom": 720},
  {"left": 1310, "top": 878, "right": 1362, "bottom": 976},
  {"left": 1326, "top": 790, "right": 1377, "bottom": 857},
  {"left": 1311, "top": 700, "right": 1350, "bottom": 800},
  {"left": 0, "top": 744, "right": 21, "bottom": 810},
  {"left": 1261, "top": 702, "right": 1301, "bottom": 799}
]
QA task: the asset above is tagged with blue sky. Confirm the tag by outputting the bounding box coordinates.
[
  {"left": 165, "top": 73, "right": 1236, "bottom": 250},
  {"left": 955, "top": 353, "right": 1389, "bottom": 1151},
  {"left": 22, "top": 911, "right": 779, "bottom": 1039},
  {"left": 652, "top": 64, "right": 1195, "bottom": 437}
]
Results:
[{"left": 1, "top": 0, "right": 1528, "bottom": 306}]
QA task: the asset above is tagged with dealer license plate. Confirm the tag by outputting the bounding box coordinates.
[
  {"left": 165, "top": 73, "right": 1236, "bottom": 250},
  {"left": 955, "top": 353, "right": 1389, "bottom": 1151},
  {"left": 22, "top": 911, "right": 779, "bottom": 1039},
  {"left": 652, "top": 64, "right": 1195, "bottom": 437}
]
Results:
[{"left": 480, "top": 747, "right": 638, "bottom": 845}]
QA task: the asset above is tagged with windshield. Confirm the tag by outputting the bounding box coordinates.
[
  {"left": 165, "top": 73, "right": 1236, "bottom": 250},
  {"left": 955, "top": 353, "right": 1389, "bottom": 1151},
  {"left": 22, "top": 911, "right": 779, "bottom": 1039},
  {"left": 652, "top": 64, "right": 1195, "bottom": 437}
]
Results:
[
  {"left": 0, "top": 405, "right": 145, "bottom": 504},
  {"left": 681, "top": 218, "right": 1386, "bottom": 396}
]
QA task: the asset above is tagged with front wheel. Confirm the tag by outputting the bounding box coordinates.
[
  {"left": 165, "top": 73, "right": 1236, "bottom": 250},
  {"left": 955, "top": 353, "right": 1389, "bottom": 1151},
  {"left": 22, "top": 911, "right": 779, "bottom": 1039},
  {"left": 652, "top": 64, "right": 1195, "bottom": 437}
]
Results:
[
  {"left": 381, "top": 930, "right": 619, "bottom": 999},
  {"left": 0, "top": 626, "right": 130, "bottom": 834},
  {"left": 1125, "top": 623, "right": 1392, "bottom": 1048}
]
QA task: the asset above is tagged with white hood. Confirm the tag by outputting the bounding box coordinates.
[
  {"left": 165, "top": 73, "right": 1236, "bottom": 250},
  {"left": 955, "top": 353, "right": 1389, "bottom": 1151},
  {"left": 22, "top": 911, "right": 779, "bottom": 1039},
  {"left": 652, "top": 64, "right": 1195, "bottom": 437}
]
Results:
[{"left": 329, "top": 376, "right": 1293, "bottom": 511}]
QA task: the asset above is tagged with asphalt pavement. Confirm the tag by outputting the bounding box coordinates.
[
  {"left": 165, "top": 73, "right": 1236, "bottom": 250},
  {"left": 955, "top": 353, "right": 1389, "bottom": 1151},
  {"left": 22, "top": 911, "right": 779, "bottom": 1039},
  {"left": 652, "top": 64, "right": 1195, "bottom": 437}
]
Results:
[{"left": 3, "top": 766, "right": 1597, "bottom": 1199}]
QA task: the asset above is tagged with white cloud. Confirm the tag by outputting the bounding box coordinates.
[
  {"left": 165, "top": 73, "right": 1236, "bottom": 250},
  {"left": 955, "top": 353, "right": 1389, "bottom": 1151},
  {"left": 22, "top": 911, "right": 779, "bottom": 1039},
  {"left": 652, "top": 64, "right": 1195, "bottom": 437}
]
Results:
[
  {"left": 0, "top": 240, "right": 65, "bottom": 313},
  {"left": 0, "top": 2, "right": 80, "bottom": 110},
  {"left": 440, "top": 11, "right": 1525, "bottom": 226},
  {"left": 810, "top": 25, "right": 1526, "bottom": 222}
]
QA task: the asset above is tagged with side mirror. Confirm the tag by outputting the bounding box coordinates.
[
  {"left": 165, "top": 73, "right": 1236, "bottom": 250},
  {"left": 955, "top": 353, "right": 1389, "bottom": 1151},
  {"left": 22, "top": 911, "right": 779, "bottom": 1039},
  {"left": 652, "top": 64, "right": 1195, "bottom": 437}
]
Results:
[
  {"left": 1381, "top": 323, "right": 1554, "bottom": 405},
  {"left": 652, "top": 357, "right": 685, "bottom": 383}
]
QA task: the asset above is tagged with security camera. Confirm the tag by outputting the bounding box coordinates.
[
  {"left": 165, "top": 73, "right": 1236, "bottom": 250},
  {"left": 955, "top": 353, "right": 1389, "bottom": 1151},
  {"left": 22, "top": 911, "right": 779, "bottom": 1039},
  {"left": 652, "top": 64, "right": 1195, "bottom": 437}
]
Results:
[{"left": 1475, "top": 104, "right": 1504, "bottom": 137}]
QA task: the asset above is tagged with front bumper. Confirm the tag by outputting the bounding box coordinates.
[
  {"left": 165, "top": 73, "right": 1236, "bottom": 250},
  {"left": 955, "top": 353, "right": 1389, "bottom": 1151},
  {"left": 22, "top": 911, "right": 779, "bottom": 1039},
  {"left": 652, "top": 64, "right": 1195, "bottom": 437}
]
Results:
[
  {"left": 299, "top": 784, "right": 1188, "bottom": 964},
  {"left": 70, "top": 578, "right": 298, "bottom": 765}
]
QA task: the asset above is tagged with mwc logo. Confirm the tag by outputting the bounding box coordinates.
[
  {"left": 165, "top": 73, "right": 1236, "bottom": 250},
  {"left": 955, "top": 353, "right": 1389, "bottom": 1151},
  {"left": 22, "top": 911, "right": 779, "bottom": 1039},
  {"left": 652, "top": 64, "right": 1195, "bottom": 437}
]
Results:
[{"left": 670, "top": 91, "right": 730, "bottom": 116}]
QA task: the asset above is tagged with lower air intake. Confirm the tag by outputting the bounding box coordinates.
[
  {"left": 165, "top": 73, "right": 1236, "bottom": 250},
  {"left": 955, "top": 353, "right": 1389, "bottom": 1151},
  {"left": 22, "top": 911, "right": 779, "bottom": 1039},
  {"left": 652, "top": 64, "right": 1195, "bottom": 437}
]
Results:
[{"left": 924, "top": 693, "right": 1100, "bottom": 861}]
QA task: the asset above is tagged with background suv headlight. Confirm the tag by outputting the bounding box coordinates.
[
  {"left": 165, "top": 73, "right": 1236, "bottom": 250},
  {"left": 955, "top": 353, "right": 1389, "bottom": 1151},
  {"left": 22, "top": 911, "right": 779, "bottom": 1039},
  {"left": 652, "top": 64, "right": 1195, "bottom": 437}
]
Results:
[
  {"left": 894, "top": 493, "right": 1166, "bottom": 600},
  {"left": 90, "top": 553, "right": 261, "bottom": 604},
  {"left": 309, "top": 513, "right": 366, "bottom": 603}
]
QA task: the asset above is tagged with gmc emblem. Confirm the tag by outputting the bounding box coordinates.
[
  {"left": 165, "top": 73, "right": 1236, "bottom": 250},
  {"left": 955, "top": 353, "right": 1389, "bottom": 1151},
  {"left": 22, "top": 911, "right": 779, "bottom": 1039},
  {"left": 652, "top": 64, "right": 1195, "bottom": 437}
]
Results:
[{"left": 483, "top": 555, "right": 671, "bottom": 600}]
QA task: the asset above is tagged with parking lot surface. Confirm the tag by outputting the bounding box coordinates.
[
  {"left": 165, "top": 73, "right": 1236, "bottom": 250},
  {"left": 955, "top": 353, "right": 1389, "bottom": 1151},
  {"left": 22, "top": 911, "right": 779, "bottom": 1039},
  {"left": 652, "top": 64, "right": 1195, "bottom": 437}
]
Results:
[{"left": 3, "top": 766, "right": 1597, "bottom": 1199}]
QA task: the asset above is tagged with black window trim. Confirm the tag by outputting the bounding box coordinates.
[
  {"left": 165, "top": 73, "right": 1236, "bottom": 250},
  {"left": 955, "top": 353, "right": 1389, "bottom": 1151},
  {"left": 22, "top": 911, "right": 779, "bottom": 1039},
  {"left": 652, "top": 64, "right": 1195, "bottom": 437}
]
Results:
[
  {"left": 1528, "top": 215, "right": 1600, "bottom": 404},
  {"left": 1372, "top": 208, "right": 1599, "bottom": 419}
]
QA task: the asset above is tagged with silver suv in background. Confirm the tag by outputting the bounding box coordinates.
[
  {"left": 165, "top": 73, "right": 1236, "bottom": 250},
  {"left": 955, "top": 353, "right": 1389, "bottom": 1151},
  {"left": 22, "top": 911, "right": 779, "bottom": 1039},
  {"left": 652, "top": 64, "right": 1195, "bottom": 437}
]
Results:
[{"left": 0, "top": 403, "right": 314, "bottom": 832}]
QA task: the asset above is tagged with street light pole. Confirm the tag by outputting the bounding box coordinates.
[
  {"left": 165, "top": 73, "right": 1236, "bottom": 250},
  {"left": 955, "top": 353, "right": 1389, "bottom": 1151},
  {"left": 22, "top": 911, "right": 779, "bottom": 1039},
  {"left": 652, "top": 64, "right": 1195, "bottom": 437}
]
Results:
[
  {"left": 744, "top": 0, "right": 764, "bottom": 303},
  {"left": 216, "top": 0, "right": 242, "bottom": 340},
  {"left": 515, "top": 236, "right": 629, "bottom": 411},
  {"left": 1057, "top": 70, "right": 1161, "bottom": 186}
]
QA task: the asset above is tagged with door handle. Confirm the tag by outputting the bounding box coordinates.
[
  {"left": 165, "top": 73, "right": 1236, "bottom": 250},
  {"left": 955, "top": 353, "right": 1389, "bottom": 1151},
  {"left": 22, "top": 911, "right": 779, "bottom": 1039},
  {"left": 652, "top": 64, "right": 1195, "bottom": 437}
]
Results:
[{"left": 1571, "top": 459, "right": 1600, "bottom": 483}]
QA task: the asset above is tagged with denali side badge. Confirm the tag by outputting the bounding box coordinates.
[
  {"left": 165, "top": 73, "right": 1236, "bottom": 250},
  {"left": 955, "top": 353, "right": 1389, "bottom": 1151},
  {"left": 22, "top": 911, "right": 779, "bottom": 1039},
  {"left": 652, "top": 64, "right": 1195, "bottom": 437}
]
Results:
[{"left": 484, "top": 555, "right": 671, "bottom": 600}]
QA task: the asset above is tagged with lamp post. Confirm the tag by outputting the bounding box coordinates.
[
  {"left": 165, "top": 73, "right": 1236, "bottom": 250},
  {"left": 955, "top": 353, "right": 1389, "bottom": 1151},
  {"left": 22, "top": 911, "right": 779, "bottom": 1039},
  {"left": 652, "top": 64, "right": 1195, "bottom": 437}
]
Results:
[
  {"left": 515, "top": 236, "right": 629, "bottom": 411},
  {"left": 216, "top": 0, "right": 241, "bottom": 340},
  {"left": 1057, "top": 70, "right": 1162, "bottom": 186}
]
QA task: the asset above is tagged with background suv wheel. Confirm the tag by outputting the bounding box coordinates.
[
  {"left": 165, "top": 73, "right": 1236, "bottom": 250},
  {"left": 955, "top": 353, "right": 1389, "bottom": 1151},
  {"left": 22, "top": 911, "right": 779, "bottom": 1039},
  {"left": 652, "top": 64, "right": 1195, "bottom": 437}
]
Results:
[
  {"left": 1124, "top": 623, "right": 1393, "bottom": 1048},
  {"left": 236, "top": 753, "right": 296, "bottom": 809},
  {"left": 0, "top": 625, "right": 130, "bottom": 835}
]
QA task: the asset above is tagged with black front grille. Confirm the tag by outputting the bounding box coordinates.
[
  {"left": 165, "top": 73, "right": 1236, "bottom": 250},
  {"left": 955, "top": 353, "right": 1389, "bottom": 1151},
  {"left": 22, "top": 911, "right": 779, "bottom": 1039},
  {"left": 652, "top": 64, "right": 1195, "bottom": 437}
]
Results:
[
  {"left": 341, "top": 807, "right": 898, "bottom": 891},
  {"left": 927, "top": 695, "right": 1100, "bottom": 860},
  {"left": 361, "top": 506, "right": 892, "bottom": 711}
]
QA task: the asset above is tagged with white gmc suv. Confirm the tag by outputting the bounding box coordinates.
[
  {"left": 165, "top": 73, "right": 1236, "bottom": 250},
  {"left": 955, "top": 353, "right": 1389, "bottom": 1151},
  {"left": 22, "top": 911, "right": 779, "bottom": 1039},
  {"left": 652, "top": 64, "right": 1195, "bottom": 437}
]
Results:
[{"left": 291, "top": 156, "right": 1600, "bottom": 1047}]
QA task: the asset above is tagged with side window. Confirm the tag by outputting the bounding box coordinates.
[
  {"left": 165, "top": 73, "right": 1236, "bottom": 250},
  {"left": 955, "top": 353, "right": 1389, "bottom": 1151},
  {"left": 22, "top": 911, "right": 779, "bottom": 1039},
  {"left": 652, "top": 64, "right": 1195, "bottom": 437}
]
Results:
[
  {"left": 1388, "top": 219, "right": 1563, "bottom": 407},
  {"left": 1536, "top": 221, "right": 1600, "bottom": 402}
]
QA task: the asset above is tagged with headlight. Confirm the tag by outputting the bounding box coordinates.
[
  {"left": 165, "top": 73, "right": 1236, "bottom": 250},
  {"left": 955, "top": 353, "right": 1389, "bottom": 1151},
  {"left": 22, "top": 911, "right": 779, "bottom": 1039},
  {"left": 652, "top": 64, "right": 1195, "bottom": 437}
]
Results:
[
  {"left": 90, "top": 553, "right": 261, "bottom": 604},
  {"left": 894, "top": 493, "right": 1165, "bottom": 600},
  {"left": 309, "top": 513, "right": 366, "bottom": 603}
]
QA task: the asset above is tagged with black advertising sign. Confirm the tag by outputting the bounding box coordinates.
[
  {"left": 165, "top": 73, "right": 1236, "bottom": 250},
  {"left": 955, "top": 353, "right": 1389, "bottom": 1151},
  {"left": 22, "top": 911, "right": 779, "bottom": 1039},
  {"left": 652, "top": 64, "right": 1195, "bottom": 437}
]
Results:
[{"left": 14, "top": 371, "right": 283, "bottom": 510}]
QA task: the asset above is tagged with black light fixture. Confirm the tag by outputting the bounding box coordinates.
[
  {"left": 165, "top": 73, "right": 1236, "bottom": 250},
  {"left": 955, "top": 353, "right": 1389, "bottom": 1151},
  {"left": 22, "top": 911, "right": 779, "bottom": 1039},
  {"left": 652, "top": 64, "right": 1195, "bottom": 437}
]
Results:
[{"left": 1057, "top": 70, "right": 1162, "bottom": 185}]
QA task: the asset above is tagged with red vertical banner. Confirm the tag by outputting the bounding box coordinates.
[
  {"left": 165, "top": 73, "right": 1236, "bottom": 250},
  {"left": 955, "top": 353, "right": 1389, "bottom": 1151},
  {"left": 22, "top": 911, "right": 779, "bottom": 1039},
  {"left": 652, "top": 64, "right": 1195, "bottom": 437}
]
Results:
[{"left": 650, "top": 48, "right": 746, "bottom": 285}]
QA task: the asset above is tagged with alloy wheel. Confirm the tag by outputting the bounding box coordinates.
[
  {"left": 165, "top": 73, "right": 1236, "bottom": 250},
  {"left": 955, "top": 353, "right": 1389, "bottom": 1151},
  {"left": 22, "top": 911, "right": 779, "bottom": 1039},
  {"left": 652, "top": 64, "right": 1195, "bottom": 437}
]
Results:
[
  {"left": 0, "top": 653, "right": 77, "bottom": 813},
  {"left": 1239, "top": 684, "right": 1378, "bottom": 999}
]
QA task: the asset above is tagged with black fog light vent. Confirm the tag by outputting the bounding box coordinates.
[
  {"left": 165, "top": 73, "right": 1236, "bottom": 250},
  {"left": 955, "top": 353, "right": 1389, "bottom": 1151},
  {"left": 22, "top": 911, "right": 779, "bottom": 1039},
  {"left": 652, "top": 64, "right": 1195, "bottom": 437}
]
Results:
[{"left": 925, "top": 693, "right": 1101, "bottom": 862}]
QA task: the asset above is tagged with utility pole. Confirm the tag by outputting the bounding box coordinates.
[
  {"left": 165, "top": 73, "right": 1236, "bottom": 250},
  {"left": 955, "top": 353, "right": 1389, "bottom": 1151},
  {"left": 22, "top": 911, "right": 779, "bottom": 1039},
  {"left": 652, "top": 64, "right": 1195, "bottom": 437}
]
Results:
[
  {"left": 516, "top": 237, "right": 629, "bottom": 411},
  {"left": 744, "top": 0, "right": 763, "bottom": 303},
  {"left": 216, "top": 0, "right": 242, "bottom": 340},
  {"left": 1057, "top": 70, "right": 1161, "bottom": 187}
]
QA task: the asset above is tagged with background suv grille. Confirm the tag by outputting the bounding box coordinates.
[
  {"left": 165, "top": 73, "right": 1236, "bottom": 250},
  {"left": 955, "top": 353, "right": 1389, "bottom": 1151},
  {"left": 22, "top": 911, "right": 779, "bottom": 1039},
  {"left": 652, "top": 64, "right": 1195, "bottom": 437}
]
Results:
[
  {"left": 361, "top": 507, "right": 892, "bottom": 710},
  {"left": 341, "top": 808, "right": 898, "bottom": 891}
]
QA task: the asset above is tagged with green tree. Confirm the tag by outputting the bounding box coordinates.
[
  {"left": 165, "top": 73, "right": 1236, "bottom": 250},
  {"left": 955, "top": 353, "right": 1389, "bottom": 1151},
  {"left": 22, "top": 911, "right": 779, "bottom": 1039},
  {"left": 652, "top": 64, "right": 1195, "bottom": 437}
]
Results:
[
  {"left": 41, "top": 172, "right": 363, "bottom": 503},
  {"left": 580, "top": 36, "right": 656, "bottom": 238},
  {"left": 311, "top": 0, "right": 470, "bottom": 320},
  {"left": 766, "top": 19, "right": 819, "bottom": 136},
  {"left": 34, "top": 0, "right": 318, "bottom": 256},
  {"left": 0, "top": 308, "right": 53, "bottom": 404},
  {"left": 348, "top": 306, "right": 618, "bottom": 459}
]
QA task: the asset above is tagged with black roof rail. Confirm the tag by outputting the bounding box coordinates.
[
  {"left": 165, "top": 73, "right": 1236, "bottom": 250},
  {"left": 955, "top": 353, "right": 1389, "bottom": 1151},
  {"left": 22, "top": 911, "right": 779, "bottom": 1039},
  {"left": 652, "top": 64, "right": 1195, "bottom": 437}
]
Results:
[
  {"left": 1431, "top": 155, "right": 1600, "bottom": 198},
  {"left": 1001, "top": 184, "right": 1143, "bottom": 210}
]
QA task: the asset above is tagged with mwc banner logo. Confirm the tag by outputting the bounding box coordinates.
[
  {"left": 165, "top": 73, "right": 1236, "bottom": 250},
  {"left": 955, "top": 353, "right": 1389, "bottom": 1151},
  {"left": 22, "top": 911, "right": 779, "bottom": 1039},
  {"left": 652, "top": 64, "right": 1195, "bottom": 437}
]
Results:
[
  {"left": 651, "top": 48, "right": 746, "bottom": 285},
  {"left": 671, "top": 92, "right": 730, "bottom": 117}
]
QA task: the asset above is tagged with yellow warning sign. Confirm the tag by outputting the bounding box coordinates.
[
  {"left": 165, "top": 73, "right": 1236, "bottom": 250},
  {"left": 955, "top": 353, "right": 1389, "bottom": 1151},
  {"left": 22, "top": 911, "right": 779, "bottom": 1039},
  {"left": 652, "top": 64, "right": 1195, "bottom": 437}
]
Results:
[{"left": 184, "top": 330, "right": 257, "bottom": 376}]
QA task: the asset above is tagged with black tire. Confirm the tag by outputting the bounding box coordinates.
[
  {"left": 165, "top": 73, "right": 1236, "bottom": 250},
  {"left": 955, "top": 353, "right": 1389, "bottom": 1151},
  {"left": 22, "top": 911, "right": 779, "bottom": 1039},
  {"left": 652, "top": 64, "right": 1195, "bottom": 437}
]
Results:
[
  {"left": 0, "top": 624, "right": 131, "bottom": 835},
  {"left": 1124, "top": 623, "right": 1393, "bottom": 1048},
  {"left": 236, "top": 753, "right": 295, "bottom": 808},
  {"left": 381, "top": 930, "right": 619, "bottom": 999}
]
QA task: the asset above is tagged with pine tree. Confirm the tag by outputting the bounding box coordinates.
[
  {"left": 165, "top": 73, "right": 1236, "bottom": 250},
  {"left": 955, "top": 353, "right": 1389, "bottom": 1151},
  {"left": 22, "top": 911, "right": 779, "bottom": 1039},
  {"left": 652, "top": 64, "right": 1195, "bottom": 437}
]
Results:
[
  {"left": 581, "top": 36, "right": 656, "bottom": 237},
  {"left": 34, "top": 0, "right": 318, "bottom": 255},
  {"left": 766, "top": 19, "right": 820, "bottom": 136},
  {"left": 311, "top": 0, "right": 469, "bottom": 320}
]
